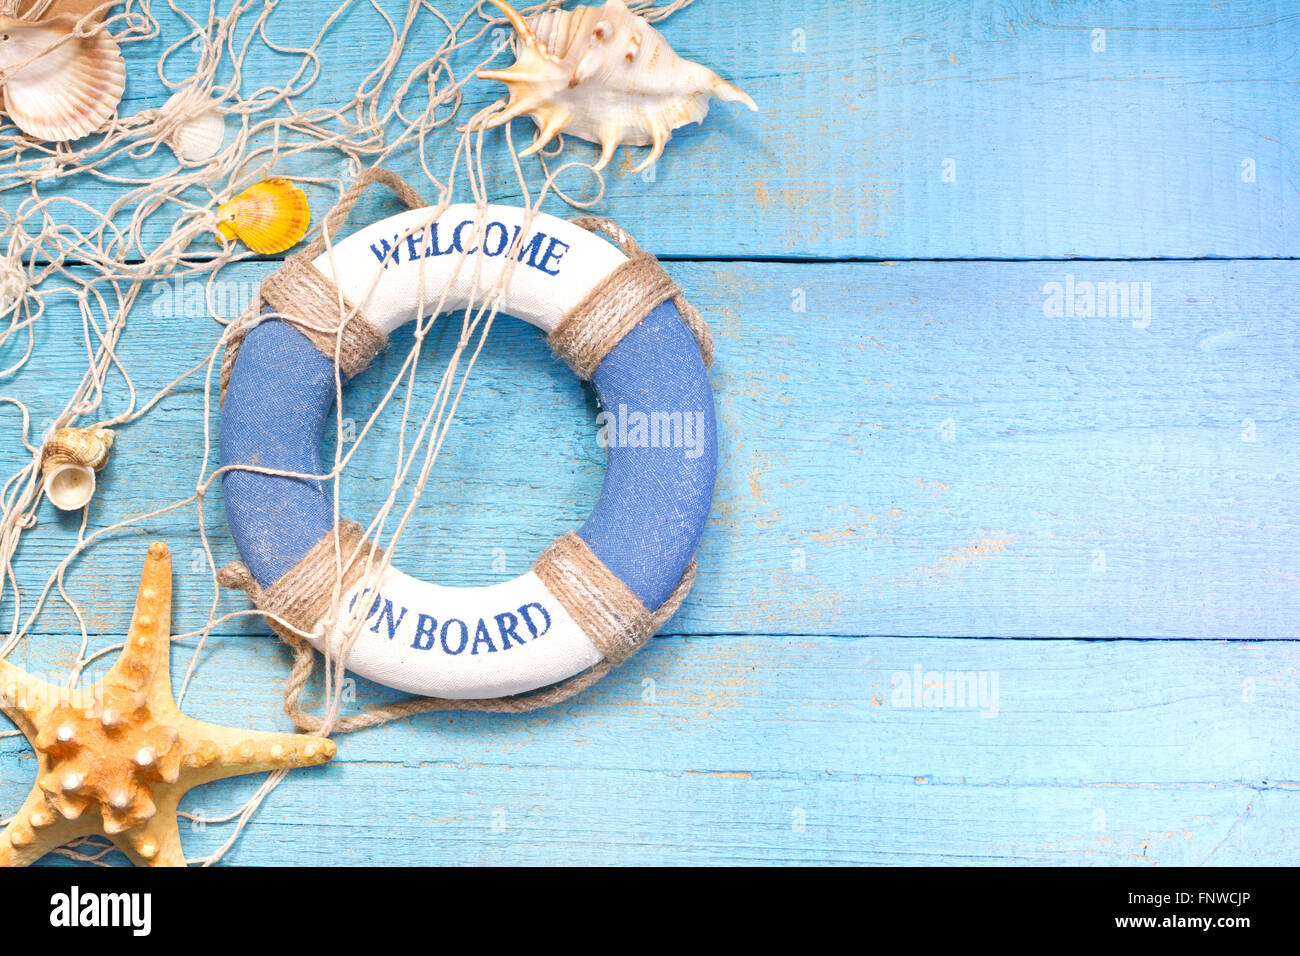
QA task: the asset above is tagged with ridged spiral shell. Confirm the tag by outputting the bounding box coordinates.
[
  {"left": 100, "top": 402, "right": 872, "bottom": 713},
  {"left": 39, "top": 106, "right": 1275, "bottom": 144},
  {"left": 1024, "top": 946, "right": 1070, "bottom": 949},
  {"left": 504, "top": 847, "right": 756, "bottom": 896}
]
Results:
[
  {"left": 0, "top": 14, "right": 126, "bottom": 142},
  {"left": 478, "top": 0, "right": 756, "bottom": 172},
  {"left": 40, "top": 426, "right": 114, "bottom": 511},
  {"left": 42, "top": 426, "right": 113, "bottom": 471}
]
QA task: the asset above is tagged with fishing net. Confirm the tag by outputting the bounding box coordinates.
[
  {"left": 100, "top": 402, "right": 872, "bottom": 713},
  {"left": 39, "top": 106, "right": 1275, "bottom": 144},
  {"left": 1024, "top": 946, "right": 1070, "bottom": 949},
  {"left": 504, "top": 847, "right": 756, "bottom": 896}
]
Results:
[{"left": 0, "top": 0, "right": 695, "bottom": 865}]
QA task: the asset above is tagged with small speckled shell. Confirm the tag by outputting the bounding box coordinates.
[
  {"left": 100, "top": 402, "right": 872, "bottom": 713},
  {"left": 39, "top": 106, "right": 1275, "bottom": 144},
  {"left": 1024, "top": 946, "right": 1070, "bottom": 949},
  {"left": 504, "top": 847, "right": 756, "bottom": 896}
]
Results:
[
  {"left": 216, "top": 178, "right": 311, "bottom": 255},
  {"left": 41, "top": 426, "right": 113, "bottom": 472}
]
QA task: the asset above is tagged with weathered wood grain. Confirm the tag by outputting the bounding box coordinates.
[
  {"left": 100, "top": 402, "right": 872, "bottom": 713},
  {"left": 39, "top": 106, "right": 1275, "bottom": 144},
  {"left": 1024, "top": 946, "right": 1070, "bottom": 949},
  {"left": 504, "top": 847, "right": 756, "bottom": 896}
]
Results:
[
  {"left": 4, "top": 635, "right": 1295, "bottom": 865},
  {"left": 4, "top": 0, "right": 1296, "bottom": 258},
  {"left": 1, "top": 0, "right": 1297, "bottom": 868},
  {"left": 1, "top": 260, "right": 1295, "bottom": 642}
]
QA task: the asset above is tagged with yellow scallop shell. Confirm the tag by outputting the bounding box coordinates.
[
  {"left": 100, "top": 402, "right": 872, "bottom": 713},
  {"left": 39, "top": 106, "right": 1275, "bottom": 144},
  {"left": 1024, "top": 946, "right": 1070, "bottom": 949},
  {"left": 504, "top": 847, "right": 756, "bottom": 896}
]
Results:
[{"left": 216, "top": 178, "right": 310, "bottom": 255}]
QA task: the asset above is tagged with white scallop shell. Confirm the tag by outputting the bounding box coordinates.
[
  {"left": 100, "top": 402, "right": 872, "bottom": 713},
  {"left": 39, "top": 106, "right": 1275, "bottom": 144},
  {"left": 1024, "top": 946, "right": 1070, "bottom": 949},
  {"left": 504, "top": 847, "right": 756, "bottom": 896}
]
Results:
[
  {"left": 162, "top": 90, "right": 226, "bottom": 162},
  {"left": 478, "top": 0, "right": 756, "bottom": 171},
  {"left": 0, "top": 14, "right": 125, "bottom": 142}
]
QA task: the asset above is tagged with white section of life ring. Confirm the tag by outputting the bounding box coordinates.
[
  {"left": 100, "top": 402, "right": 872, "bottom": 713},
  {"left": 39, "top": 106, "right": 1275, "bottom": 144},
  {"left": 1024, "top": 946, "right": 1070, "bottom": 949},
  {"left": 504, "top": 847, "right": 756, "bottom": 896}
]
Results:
[
  {"left": 303, "top": 204, "right": 625, "bottom": 697},
  {"left": 324, "top": 568, "right": 602, "bottom": 699},
  {"left": 311, "top": 203, "right": 628, "bottom": 336}
]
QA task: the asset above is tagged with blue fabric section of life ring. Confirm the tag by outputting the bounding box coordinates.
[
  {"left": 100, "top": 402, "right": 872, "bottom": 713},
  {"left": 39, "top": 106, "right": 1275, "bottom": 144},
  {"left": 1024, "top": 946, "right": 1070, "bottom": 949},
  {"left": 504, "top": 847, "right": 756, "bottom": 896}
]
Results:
[
  {"left": 220, "top": 299, "right": 716, "bottom": 611},
  {"left": 580, "top": 299, "right": 715, "bottom": 608},
  {"left": 220, "top": 317, "right": 338, "bottom": 585}
]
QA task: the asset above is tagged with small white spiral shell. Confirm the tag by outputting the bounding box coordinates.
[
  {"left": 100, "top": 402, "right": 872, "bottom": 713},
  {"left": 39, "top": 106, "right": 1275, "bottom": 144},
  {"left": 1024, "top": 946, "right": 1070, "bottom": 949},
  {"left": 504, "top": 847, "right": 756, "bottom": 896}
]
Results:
[{"left": 40, "top": 426, "right": 114, "bottom": 511}]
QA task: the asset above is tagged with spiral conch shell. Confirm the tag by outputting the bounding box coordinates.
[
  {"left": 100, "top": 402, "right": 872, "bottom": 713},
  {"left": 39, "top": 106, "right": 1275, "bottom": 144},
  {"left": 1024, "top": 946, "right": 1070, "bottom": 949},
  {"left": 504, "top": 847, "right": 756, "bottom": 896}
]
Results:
[
  {"left": 216, "top": 178, "right": 311, "bottom": 255},
  {"left": 478, "top": 0, "right": 756, "bottom": 172},
  {"left": 40, "top": 426, "right": 114, "bottom": 511},
  {"left": 0, "top": 14, "right": 126, "bottom": 142}
]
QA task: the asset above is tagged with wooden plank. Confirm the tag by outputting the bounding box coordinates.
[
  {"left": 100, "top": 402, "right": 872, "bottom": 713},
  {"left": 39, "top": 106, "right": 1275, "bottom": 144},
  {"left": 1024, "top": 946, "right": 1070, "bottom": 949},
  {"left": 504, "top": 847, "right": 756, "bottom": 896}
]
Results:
[
  {"left": 5, "top": 635, "right": 1296, "bottom": 865},
  {"left": 3, "top": 0, "right": 1296, "bottom": 258},
  {"left": 1, "top": 259, "right": 1295, "bottom": 641}
]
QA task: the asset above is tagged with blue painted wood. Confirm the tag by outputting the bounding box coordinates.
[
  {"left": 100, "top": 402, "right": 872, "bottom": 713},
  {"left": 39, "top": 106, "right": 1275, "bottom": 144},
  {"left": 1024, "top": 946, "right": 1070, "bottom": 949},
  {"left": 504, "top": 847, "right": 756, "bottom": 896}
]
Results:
[
  {"left": 2, "top": 260, "right": 1294, "bottom": 641},
  {"left": 3, "top": 1, "right": 1296, "bottom": 258},
  {"left": 4, "top": 635, "right": 1296, "bottom": 865},
  {"left": 0, "top": 0, "right": 1296, "bottom": 866}
]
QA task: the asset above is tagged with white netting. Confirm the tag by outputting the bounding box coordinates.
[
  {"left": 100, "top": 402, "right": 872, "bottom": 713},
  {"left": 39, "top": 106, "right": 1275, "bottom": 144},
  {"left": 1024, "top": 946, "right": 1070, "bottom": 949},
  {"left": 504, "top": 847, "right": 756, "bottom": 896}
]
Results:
[{"left": 0, "top": 0, "right": 696, "bottom": 865}]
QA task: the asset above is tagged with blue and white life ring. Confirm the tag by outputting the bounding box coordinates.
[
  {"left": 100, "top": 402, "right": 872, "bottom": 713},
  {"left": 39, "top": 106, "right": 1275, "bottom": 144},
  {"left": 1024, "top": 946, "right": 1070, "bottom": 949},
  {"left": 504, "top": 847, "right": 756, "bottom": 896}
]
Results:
[{"left": 219, "top": 204, "right": 716, "bottom": 700}]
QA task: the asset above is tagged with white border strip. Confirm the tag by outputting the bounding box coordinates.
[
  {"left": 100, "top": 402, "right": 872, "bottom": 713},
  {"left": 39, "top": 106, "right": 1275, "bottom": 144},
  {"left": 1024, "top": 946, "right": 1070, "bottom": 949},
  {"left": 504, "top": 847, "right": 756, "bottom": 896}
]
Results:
[{"left": 312, "top": 203, "right": 627, "bottom": 335}]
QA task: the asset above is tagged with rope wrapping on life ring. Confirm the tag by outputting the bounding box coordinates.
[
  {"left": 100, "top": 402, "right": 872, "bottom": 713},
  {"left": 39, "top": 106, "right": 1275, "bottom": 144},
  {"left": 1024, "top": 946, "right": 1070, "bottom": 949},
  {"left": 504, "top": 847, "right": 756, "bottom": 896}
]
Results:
[
  {"left": 219, "top": 168, "right": 426, "bottom": 402},
  {"left": 217, "top": 168, "right": 714, "bottom": 729},
  {"left": 550, "top": 217, "right": 713, "bottom": 377}
]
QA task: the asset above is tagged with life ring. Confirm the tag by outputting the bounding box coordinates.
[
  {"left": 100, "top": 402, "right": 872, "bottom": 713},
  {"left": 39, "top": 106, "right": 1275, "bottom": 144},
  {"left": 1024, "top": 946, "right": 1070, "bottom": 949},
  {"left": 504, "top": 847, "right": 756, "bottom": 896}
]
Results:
[{"left": 219, "top": 191, "right": 716, "bottom": 701}]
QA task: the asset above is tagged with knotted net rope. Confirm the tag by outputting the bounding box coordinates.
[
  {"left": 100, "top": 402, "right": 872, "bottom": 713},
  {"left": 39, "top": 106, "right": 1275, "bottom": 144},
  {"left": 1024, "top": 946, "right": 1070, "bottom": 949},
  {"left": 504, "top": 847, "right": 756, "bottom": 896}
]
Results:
[{"left": 0, "top": 0, "right": 703, "bottom": 865}]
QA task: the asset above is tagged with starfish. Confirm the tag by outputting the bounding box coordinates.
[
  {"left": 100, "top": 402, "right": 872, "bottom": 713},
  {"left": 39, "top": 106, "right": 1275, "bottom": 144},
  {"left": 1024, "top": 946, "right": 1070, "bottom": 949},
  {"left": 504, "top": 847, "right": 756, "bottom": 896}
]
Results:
[{"left": 0, "top": 542, "right": 336, "bottom": 867}]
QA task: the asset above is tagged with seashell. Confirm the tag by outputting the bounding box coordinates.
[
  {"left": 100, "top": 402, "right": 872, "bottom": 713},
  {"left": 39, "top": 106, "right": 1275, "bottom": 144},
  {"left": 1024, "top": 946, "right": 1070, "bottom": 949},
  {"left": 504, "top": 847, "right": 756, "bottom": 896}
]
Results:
[
  {"left": 478, "top": 0, "right": 757, "bottom": 172},
  {"left": 0, "top": 542, "right": 338, "bottom": 866},
  {"left": 40, "top": 426, "right": 114, "bottom": 511},
  {"left": 216, "top": 178, "right": 311, "bottom": 255},
  {"left": 0, "top": 14, "right": 126, "bottom": 142},
  {"left": 162, "top": 90, "right": 226, "bottom": 163}
]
